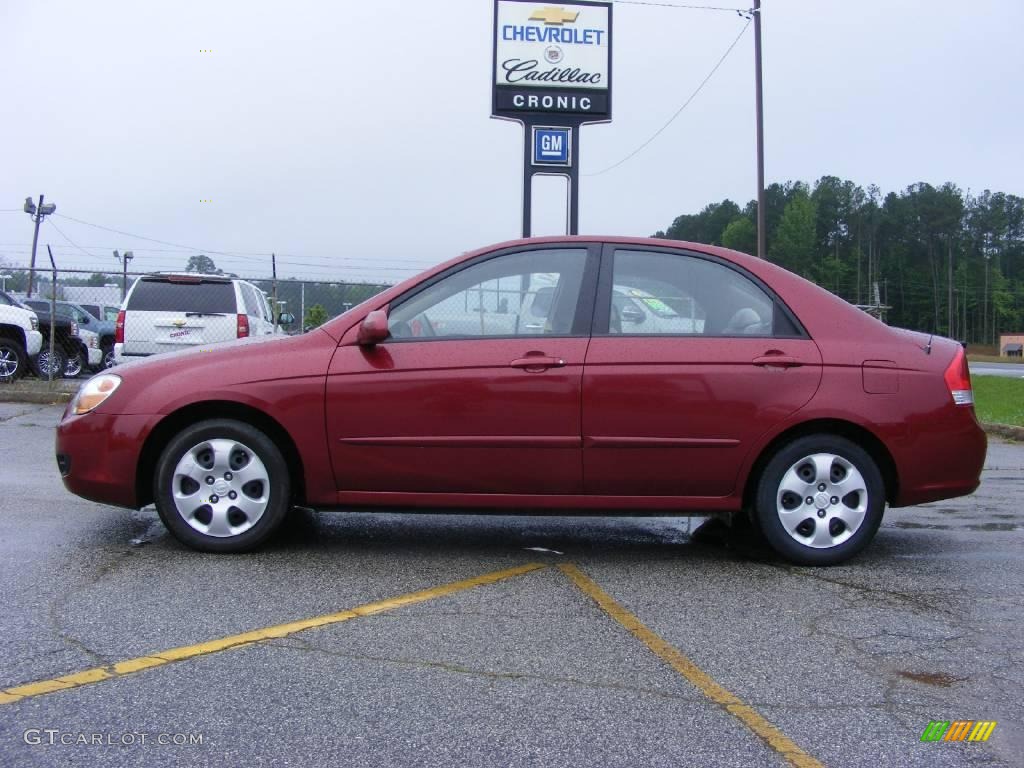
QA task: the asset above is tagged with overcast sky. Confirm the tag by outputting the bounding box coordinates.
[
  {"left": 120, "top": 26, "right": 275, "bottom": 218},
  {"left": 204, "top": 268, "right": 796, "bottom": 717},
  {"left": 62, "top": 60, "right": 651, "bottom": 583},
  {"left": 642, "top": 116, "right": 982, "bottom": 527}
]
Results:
[{"left": 1, "top": 0, "right": 1021, "bottom": 284}]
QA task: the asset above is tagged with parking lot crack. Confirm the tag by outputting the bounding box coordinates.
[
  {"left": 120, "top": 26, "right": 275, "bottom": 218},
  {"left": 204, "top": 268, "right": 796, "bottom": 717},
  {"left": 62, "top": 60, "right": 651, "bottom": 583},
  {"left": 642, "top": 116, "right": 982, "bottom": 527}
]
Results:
[{"left": 262, "top": 639, "right": 701, "bottom": 702}]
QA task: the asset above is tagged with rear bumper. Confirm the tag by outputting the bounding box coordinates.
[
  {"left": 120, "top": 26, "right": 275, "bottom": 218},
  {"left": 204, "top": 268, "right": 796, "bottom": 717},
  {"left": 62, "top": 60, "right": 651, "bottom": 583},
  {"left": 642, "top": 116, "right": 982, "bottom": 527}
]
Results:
[
  {"left": 891, "top": 410, "right": 987, "bottom": 507},
  {"left": 87, "top": 346, "right": 102, "bottom": 367},
  {"left": 112, "top": 343, "right": 149, "bottom": 365},
  {"left": 55, "top": 411, "right": 159, "bottom": 509}
]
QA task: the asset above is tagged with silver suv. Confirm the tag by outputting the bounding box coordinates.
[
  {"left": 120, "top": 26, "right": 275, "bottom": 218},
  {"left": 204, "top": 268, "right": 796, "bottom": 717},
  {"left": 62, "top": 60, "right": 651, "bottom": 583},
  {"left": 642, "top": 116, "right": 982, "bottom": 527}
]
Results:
[{"left": 113, "top": 274, "right": 291, "bottom": 364}]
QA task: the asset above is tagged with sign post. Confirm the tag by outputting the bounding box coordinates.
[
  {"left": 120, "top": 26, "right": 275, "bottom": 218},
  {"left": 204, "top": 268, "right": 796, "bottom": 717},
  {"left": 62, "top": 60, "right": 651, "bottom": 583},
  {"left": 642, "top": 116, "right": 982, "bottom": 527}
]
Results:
[{"left": 491, "top": 0, "right": 612, "bottom": 236}]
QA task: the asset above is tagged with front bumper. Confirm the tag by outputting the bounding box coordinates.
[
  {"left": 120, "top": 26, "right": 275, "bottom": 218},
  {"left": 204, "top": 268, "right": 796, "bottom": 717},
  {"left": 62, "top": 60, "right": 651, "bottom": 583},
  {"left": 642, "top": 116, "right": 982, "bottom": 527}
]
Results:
[
  {"left": 87, "top": 346, "right": 103, "bottom": 367},
  {"left": 25, "top": 330, "right": 43, "bottom": 356},
  {"left": 56, "top": 410, "right": 159, "bottom": 509}
]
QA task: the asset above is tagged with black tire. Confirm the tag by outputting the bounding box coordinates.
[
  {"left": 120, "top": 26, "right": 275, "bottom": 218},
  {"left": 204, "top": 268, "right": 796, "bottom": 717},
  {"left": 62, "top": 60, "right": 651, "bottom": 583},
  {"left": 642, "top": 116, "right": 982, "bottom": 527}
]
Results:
[
  {"left": 64, "top": 349, "right": 86, "bottom": 378},
  {"left": 0, "top": 338, "right": 27, "bottom": 382},
  {"left": 34, "top": 345, "right": 68, "bottom": 380},
  {"left": 754, "top": 434, "right": 885, "bottom": 566},
  {"left": 155, "top": 419, "right": 291, "bottom": 553},
  {"left": 101, "top": 344, "right": 116, "bottom": 369}
]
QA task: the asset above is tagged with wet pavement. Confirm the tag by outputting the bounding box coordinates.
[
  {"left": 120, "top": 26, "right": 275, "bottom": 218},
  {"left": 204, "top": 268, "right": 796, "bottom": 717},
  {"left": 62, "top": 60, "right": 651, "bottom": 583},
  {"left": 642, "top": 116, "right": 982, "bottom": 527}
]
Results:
[{"left": 0, "top": 403, "right": 1021, "bottom": 767}]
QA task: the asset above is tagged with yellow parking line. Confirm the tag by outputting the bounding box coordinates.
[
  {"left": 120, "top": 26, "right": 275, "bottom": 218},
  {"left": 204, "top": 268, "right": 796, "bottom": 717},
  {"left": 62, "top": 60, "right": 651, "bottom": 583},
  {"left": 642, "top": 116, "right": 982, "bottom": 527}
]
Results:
[
  {"left": 559, "top": 564, "right": 825, "bottom": 768},
  {"left": 0, "top": 562, "right": 545, "bottom": 706}
]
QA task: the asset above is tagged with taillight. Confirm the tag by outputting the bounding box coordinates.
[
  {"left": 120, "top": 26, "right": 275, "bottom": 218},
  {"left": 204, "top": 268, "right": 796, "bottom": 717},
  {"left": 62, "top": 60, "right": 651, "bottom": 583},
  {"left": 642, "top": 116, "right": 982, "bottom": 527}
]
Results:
[
  {"left": 236, "top": 314, "right": 249, "bottom": 338},
  {"left": 944, "top": 347, "right": 973, "bottom": 405},
  {"left": 71, "top": 322, "right": 79, "bottom": 337},
  {"left": 115, "top": 310, "right": 125, "bottom": 344}
]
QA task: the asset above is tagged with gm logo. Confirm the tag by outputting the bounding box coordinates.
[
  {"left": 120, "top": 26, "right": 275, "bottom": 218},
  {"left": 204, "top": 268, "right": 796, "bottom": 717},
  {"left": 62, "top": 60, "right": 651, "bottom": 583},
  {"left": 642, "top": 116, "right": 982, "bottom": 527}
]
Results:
[{"left": 532, "top": 126, "right": 572, "bottom": 166}]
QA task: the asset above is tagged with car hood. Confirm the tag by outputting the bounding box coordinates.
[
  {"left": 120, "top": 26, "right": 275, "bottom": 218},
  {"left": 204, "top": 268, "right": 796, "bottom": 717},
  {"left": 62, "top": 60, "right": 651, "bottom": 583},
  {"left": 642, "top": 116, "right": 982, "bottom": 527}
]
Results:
[{"left": 98, "top": 329, "right": 339, "bottom": 415}]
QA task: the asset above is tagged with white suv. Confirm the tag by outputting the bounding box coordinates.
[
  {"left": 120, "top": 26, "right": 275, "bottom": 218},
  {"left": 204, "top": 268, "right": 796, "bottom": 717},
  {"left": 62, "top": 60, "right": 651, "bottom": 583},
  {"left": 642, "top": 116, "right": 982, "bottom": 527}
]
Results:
[
  {"left": 113, "top": 274, "right": 286, "bottom": 364},
  {"left": 0, "top": 291, "right": 44, "bottom": 381}
]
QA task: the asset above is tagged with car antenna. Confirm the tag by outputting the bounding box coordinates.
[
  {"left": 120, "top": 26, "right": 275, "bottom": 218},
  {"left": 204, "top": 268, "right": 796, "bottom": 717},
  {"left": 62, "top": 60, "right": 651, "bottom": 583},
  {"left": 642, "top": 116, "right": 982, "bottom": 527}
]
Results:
[{"left": 924, "top": 333, "right": 933, "bottom": 355}]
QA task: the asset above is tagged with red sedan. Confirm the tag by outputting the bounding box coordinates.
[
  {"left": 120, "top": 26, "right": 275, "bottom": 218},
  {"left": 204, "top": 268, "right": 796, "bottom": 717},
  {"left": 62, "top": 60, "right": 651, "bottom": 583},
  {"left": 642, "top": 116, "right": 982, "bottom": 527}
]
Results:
[{"left": 56, "top": 237, "right": 986, "bottom": 565}]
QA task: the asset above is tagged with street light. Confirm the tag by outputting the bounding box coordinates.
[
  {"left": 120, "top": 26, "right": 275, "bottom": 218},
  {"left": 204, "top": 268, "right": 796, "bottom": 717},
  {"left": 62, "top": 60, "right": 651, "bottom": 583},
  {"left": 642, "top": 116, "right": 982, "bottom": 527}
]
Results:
[{"left": 24, "top": 194, "right": 57, "bottom": 298}]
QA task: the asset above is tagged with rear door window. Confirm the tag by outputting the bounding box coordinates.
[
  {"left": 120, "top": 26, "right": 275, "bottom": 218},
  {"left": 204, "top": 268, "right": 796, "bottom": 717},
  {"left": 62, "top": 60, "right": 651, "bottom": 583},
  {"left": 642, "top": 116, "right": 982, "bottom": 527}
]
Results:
[{"left": 127, "top": 280, "right": 236, "bottom": 314}]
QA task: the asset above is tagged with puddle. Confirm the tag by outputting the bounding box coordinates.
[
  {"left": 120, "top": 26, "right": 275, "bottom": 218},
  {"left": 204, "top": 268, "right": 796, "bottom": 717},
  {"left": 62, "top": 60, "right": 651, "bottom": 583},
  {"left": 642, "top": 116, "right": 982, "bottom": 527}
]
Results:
[
  {"left": 890, "top": 521, "right": 1019, "bottom": 532},
  {"left": 897, "top": 670, "right": 963, "bottom": 687},
  {"left": 965, "top": 522, "right": 1019, "bottom": 532}
]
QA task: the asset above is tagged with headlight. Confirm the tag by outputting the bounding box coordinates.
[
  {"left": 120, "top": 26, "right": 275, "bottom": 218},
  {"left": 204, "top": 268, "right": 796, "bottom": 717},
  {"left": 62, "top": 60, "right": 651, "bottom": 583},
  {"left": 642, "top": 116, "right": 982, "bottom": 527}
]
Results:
[{"left": 72, "top": 374, "right": 121, "bottom": 415}]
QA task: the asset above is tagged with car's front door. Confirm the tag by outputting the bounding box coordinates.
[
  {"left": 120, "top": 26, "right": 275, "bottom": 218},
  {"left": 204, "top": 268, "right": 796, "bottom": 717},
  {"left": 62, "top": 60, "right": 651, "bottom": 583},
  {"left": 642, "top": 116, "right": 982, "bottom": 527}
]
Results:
[
  {"left": 325, "top": 245, "right": 598, "bottom": 497},
  {"left": 583, "top": 246, "right": 823, "bottom": 498}
]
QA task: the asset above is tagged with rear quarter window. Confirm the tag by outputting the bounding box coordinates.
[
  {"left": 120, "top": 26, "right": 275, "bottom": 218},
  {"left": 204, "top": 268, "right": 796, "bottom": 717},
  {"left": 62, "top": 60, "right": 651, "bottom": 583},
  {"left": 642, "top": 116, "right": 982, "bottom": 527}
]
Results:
[{"left": 127, "top": 280, "right": 236, "bottom": 313}]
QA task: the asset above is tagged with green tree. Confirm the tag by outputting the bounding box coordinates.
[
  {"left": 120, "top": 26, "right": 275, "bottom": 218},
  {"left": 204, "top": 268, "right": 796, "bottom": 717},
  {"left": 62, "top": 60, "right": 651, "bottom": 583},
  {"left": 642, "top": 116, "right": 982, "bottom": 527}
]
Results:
[
  {"left": 185, "top": 254, "right": 221, "bottom": 274},
  {"left": 771, "top": 189, "right": 817, "bottom": 275},
  {"left": 304, "top": 303, "right": 328, "bottom": 329},
  {"left": 721, "top": 216, "right": 757, "bottom": 254}
]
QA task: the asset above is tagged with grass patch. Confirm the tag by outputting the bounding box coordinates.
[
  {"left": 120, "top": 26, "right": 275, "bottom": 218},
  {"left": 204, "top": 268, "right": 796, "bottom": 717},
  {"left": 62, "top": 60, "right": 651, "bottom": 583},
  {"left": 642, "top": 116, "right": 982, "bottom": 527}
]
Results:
[
  {"left": 972, "top": 376, "right": 1024, "bottom": 426},
  {"left": 968, "top": 354, "right": 1024, "bottom": 364}
]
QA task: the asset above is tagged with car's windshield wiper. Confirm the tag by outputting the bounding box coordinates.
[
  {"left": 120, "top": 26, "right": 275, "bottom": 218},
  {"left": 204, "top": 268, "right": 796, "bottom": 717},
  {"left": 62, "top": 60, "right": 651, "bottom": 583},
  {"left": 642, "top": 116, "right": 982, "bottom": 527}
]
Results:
[{"left": 185, "top": 312, "right": 227, "bottom": 317}]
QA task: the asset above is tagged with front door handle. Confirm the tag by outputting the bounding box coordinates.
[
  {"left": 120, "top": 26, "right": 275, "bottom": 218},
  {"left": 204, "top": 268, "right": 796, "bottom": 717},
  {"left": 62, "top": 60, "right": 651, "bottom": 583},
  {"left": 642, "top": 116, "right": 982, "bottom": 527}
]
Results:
[
  {"left": 753, "top": 354, "right": 802, "bottom": 368},
  {"left": 510, "top": 355, "right": 566, "bottom": 371}
]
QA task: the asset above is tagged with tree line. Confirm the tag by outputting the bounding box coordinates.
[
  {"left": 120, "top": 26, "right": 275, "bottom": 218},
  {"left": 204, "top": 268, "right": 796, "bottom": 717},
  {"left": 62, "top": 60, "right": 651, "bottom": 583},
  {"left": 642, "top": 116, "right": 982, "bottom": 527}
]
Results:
[{"left": 654, "top": 177, "right": 1024, "bottom": 345}]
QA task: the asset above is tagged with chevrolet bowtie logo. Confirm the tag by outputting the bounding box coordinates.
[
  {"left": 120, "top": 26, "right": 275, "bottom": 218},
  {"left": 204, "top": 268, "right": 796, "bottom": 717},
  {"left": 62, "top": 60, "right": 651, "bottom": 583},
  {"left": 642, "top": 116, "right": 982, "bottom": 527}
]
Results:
[
  {"left": 172, "top": 319, "right": 186, "bottom": 328},
  {"left": 529, "top": 6, "right": 580, "bottom": 25}
]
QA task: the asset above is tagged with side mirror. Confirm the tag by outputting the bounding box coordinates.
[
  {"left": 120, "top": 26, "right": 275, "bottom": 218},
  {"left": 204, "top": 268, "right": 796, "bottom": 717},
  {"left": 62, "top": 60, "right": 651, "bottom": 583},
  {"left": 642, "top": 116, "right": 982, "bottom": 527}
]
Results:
[
  {"left": 357, "top": 309, "right": 389, "bottom": 346},
  {"left": 278, "top": 312, "right": 296, "bottom": 325}
]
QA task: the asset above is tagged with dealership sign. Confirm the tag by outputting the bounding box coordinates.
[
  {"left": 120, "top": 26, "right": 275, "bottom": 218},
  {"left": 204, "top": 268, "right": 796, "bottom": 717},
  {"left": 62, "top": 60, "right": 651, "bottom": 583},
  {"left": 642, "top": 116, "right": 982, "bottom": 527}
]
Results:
[{"left": 492, "top": 0, "right": 612, "bottom": 119}]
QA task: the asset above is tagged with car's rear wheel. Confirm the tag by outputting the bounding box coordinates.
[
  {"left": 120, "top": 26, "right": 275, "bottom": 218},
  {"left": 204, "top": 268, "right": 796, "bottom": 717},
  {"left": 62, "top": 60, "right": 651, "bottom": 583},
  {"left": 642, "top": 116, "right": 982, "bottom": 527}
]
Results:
[
  {"left": 155, "top": 419, "right": 291, "bottom": 552},
  {"left": 754, "top": 434, "right": 885, "bottom": 566},
  {"left": 102, "top": 344, "right": 116, "bottom": 369},
  {"left": 155, "top": 421, "right": 292, "bottom": 552},
  {"left": 34, "top": 346, "right": 68, "bottom": 380},
  {"left": 0, "top": 339, "right": 27, "bottom": 382}
]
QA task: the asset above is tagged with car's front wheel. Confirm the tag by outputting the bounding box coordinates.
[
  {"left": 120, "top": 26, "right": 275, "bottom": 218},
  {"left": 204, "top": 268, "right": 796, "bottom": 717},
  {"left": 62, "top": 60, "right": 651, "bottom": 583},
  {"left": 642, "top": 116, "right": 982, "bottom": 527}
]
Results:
[
  {"left": 64, "top": 349, "right": 85, "bottom": 378},
  {"left": 0, "top": 339, "right": 27, "bottom": 382},
  {"left": 34, "top": 346, "right": 68, "bottom": 380},
  {"left": 155, "top": 419, "right": 291, "bottom": 552},
  {"left": 754, "top": 434, "right": 885, "bottom": 566}
]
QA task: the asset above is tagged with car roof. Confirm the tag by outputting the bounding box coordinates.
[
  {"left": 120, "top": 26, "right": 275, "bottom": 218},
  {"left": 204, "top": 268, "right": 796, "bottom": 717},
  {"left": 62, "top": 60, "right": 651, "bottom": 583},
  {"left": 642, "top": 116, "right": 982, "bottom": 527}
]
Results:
[{"left": 143, "top": 272, "right": 233, "bottom": 283}]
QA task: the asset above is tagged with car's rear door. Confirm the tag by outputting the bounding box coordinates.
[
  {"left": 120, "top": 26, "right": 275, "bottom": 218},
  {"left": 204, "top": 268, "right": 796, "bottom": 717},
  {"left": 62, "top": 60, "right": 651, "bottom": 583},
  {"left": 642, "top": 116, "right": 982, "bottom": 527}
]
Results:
[
  {"left": 325, "top": 244, "right": 599, "bottom": 496},
  {"left": 583, "top": 245, "right": 822, "bottom": 498},
  {"left": 122, "top": 276, "right": 238, "bottom": 356}
]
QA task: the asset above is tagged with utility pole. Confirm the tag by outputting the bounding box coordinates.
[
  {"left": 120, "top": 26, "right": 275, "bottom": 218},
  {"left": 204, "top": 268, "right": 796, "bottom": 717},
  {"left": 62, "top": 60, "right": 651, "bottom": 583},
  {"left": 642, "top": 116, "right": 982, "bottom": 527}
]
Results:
[
  {"left": 114, "top": 250, "right": 134, "bottom": 299},
  {"left": 753, "top": 0, "right": 766, "bottom": 259},
  {"left": 23, "top": 195, "right": 57, "bottom": 298}
]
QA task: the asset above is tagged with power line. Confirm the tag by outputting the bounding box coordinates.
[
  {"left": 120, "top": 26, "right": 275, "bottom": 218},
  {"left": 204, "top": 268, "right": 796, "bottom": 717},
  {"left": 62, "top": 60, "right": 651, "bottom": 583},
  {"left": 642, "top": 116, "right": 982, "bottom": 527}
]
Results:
[
  {"left": 52, "top": 213, "right": 258, "bottom": 259},
  {"left": 45, "top": 219, "right": 101, "bottom": 261},
  {"left": 585, "top": 17, "right": 752, "bottom": 177},
  {"left": 613, "top": 0, "right": 750, "bottom": 12}
]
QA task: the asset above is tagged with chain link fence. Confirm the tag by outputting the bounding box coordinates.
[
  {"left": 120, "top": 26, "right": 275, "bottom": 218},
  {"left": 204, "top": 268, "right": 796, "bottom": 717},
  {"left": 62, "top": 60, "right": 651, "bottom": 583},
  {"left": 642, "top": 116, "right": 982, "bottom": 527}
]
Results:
[{"left": 0, "top": 265, "right": 390, "bottom": 386}]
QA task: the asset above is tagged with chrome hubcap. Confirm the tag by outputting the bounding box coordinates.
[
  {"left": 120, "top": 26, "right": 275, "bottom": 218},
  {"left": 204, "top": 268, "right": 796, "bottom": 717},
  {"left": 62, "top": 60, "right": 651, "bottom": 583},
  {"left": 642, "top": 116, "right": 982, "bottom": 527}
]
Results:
[
  {"left": 172, "top": 439, "right": 270, "bottom": 537},
  {"left": 776, "top": 453, "right": 868, "bottom": 548},
  {"left": 37, "top": 350, "right": 60, "bottom": 377},
  {"left": 0, "top": 349, "right": 16, "bottom": 377},
  {"left": 64, "top": 354, "right": 82, "bottom": 377}
]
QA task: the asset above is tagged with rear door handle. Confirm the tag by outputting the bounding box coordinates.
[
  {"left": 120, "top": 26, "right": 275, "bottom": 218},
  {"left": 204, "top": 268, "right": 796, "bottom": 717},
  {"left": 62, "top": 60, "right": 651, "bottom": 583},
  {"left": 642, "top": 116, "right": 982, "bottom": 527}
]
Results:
[
  {"left": 510, "top": 355, "right": 566, "bottom": 371},
  {"left": 753, "top": 354, "right": 802, "bottom": 368}
]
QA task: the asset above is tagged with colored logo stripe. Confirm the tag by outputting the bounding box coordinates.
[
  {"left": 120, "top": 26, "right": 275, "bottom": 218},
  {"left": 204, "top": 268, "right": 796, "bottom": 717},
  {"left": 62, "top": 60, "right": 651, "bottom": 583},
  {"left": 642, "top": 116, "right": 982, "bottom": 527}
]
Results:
[{"left": 920, "top": 720, "right": 996, "bottom": 742}]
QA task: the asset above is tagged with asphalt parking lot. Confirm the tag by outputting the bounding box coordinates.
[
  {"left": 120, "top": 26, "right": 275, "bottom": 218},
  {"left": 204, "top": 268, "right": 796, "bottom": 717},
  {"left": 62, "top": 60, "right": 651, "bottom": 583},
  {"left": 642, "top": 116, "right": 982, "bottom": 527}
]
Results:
[{"left": 0, "top": 402, "right": 1021, "bottom": 767}]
